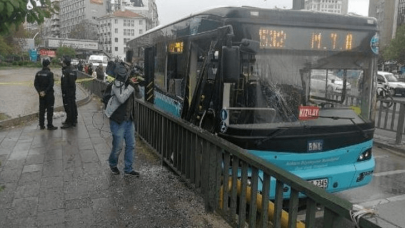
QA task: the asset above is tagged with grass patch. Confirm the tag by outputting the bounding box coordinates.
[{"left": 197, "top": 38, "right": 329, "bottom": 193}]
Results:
[{"left": 0, "top": 113, "right": 9, "bottom": 121}]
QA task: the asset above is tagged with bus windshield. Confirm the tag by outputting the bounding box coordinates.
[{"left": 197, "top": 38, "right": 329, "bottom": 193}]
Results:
[{"left": 225, "top": 24, "right": 375, "bottom": 126}]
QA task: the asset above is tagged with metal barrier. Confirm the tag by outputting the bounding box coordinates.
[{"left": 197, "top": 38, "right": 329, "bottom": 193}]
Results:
[
  {"left": 79, "top": 78, "right": 382, "bottom": 228},
  {"left": 375, "top": 99, "right": 405, "bottom": 144}
]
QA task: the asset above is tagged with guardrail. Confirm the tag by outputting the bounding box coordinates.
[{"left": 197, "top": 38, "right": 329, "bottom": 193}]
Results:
[{"left": 79, "top": 75, "right": 381, "bottom": 228}]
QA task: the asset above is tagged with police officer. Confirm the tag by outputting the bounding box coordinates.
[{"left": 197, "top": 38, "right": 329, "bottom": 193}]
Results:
[
  {"left": 61, "top": 56, "right": 78, "bottom": 129},
  {"left": 34, "top": 58, "right": 57, "bottom": 130}
]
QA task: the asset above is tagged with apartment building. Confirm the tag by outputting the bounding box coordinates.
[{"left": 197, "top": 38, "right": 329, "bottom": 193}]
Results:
[
  {"left": 369, "top": 0, "right": 399, "bottom": 48},
  {"left": 98, "top": 10, "right": 146, "bottom": 59},
  {"left": 59, "top": 0, "right": 107, "bottom": 38},
  {"left": 293, "top": 0, "right": 348, "bottom": 14}
]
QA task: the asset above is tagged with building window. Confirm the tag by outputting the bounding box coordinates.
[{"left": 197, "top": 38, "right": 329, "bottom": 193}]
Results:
[
  {"left": 131, "top": 29, "right": 134, "bottom": 36},
  {"left": 115, "top": 28, "right": 118, "bottom": 33},
  {"left": 115, "top": 47, "right": 118, "bottom": 51},
  {"left": 139, "top": 29, "right": 143, "bottom": 34},
  {"left": 115, "top": 38, "right": 118, "bottom": 42},
  {"left": 115, "top": 19, "right": 118, "bottom": 24},
  {"left": 139, "top": 20, "right": 143, "bottom": 25}
]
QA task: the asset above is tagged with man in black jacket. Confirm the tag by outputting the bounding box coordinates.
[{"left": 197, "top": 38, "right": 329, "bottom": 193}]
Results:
[
  {"left": 61, "top": 56, "right": 78, "bottom": 129},
  {"left": 34, "top": 58, "right": 57, "bottom": 130}
]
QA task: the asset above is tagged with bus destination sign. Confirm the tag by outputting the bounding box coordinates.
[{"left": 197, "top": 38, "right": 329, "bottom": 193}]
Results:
[{"left": 259, "top": 26, "right": 369, "bottom": 52}]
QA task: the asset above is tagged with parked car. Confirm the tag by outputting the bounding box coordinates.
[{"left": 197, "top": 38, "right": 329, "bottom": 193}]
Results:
[
  {"left": 377, "top": 71, "right": 405, "bottom": 96},
  {"left": 311, "top": 73, "right": 351, "bottom": 93}
]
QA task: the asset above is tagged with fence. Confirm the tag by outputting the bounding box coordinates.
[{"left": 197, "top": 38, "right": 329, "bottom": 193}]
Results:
[
  {"left": 79, "top": 74, "right": 381, "bottom": 228},
  {"left": 375, "top": 99, "right": 405, "bottom": 144}
]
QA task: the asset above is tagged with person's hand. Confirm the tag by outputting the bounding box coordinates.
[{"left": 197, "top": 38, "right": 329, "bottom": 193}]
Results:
[
  {"left": 129, "top": 77, "right": 138, "bottom": 84},
  {"left": 39, "top": 91, "right": 46, "bottom": 97}
]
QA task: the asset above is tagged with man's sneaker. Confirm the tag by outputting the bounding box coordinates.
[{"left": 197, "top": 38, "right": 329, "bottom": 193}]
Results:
[
  {"left": 40, "top": 126, "right": 45, "bottom": 130},
  {"left": 124, "top": 170, "right": 140, "bottom": 177},
  {"left": 110, "top": 166, "right": 120, "bottom": 175},
  {"left": 47, "top": 126, "right": 58, "bottom": 130}
]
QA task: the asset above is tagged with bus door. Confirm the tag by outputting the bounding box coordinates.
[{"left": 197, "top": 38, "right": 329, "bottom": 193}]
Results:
[
  {"left": 144, "top": 47, "right": 155, "bottom": 103},
  {"left": 183, "top": 26, "right": 232, "bottom": 130}
]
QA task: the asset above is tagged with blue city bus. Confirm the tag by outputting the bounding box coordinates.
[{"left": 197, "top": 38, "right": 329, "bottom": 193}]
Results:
[{"left": 127, "top": 6, "right": 378, "bottom": 197}]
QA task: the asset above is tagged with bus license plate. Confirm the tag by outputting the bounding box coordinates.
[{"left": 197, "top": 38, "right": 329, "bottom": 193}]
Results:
[{"left": 308, "top": 179, "right": 328, "bottom": 189}]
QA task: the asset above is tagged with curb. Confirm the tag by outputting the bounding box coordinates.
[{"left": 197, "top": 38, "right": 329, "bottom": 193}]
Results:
[
  {"left": 0, "top": 84, "right": 92, "bottom": 129},
  {"left": 373, "top": 139, "right": 405, "bottom": 155}
]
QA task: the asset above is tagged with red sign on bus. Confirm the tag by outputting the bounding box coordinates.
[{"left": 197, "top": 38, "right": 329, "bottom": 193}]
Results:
[{"left": 299, "top": 106, "right": 320, "bottom": 120}]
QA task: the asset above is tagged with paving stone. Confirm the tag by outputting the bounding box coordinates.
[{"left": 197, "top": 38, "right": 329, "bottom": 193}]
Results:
[
  {"left": 25, "top": 154, "right": 45, "bottom": 165},
  {"left": 10, "top": 197, "right": 38, "bottom": 219},
  {"left": 38, "top": 187, "right": 64, "bottom": 211},
  {"left": 42, "top": 159, "right": 63, "bottom": 177},
  {"left": 40, "top": 176, "right": 64, "bottom": 190},
  {"left": 19, "top": 171, "right": 42, "bottom": 185},
  {"left": 22, "top": 164, "right": 43, "bottom": 173},
  {"left": 14, "top": 182, "right": 40, "bottom": 199},
  {"left": 36, "top": 209, "right": 65, "bottom": 227},
  {"left": 65, "top": 207, "right": 95, "bottom": 228}
]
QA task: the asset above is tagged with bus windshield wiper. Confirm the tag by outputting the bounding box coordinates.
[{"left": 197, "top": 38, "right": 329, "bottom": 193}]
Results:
[
  {"left": 316, "top": 115, "right": 369, "bottom": 139},
  {"left": 256, "top": 127, "right": 292, "bottom": 146}
]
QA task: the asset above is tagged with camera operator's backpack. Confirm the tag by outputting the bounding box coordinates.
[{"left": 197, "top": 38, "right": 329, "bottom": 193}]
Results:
[{"left": 102, "top": 82, "right": 114, "bottom": 109}]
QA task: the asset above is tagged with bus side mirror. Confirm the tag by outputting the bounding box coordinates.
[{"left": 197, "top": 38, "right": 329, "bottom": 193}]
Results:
[{"left": 222, "top": 46, "right": 240, "bottom": 83}]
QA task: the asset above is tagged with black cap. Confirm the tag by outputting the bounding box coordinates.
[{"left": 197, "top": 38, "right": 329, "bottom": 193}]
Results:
[
  {"left": 63, "top": 56, "right": 71, "bottom": 66},
  {"left": 42, "top": 59, "right": 50, "bottom": 67}
]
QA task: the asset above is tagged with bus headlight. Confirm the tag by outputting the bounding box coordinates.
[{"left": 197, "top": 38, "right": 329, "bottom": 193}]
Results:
[{"left": 357, "top": 149, "right": 372, "bottom": 162}]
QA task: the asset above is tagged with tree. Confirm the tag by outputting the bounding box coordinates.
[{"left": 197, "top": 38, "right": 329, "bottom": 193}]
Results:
[
  {"left": 56, "top": 46, "right": 76, "bottom": 59},
  {"left": 68, "top": 19, "right": 98, "bottom": 40},
  {"left": 382, "top": 24, "right": 405, "bottom": 64},
  {"left": 0, "top": 0, "right": 58, "bottom": 35},
  {"left": 0, "top": 36, "right": 13, "bottom": 56},
  {"left": 0, "top": 24, "right": 30, "bottom": 56}
]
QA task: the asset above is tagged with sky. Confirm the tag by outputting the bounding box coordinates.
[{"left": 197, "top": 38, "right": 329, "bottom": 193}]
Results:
[{"left": 155, "top": 0, "right": 369, "bottom": 25}]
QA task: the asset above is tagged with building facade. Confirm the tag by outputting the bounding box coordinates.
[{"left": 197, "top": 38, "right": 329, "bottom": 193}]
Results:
[
  {"left": 293, "top": 0, "right": 349, "bottom": 14},
  {"left": 369, "top": 0, "right": 399, "bottom": 49},
  {"left": 42, "top": 0, "right": 61, "bottom": 38},
  {"left": 59, "top": 0, "right": 107, "bottom": 38},
  {"left": 98, "top": 10, "right": 146, "bottom": 59},
  {"left": 106, "top": 0, "right": 158, "bottom": 30},
  {"left": 398, "top": 0, "right": 405, "bottom": 26}
]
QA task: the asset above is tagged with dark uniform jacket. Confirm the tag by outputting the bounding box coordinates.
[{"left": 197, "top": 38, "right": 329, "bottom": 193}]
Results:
[
  {"left": 34, "top": 67, "right": 54, "bottom": 95},
  {"left": 61, "top": 66, "right": 77, "bottom": 96}
]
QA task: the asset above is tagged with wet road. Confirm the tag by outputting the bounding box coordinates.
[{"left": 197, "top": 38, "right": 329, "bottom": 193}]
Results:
[
  {"left": 0, "top": 67, "right": 86, "bottom": 120},
  {"left": 334, "top": 145, "right": 405, "bottom": 228}
]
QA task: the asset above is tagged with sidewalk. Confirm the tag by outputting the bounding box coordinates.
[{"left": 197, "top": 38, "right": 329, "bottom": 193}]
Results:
[
  {"left": 0, "top": 98, "right": 229, "bottom": 228},
  {"left": 374, "top": 128, "right": 405, "bottom": 154}
]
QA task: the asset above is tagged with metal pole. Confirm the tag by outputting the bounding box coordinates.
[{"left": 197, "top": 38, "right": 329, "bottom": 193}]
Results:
[{"left": 395, "top": 103, "right": 405, "bottom": 144}]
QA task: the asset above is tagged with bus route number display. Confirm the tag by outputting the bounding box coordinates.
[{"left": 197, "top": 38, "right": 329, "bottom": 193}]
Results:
[{"left": 259, "top": 26, "right": 368, "bottom": 51}]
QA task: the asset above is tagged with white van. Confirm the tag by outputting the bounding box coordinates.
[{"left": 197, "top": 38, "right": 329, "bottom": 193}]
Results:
[{"left": 88, "top": 55, "right": 108, "bottom": 68}]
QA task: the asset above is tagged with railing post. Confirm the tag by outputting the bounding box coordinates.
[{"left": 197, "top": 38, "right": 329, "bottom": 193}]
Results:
[{"left": 395, "top": 103, "right": 405, "bottom": 144}]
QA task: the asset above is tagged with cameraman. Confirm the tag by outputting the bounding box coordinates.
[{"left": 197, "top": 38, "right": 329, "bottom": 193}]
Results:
[{"left": 105, "top": 63, "right": 141, "bottom": 176}]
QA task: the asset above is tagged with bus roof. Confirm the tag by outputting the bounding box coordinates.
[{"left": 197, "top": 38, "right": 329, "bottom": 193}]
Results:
[
  {"left": 127, "top": 6, "right": 378, "bottom": 52},
  {"left": 141, "top": 6, "right": 377, "bottom": 38}
]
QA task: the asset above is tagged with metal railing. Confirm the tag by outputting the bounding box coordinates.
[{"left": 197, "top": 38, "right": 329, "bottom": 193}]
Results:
[
  {"left": 375, "top": 99, "right": 405, "bottom": 144},
  {"left": 79, "top": 76, "right": 382, "bottom": 228}
]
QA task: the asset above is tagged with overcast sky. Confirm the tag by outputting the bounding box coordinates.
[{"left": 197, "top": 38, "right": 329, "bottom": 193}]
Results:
[{"left": 155, "top": 0, "right": 369, "bottom": 25}]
